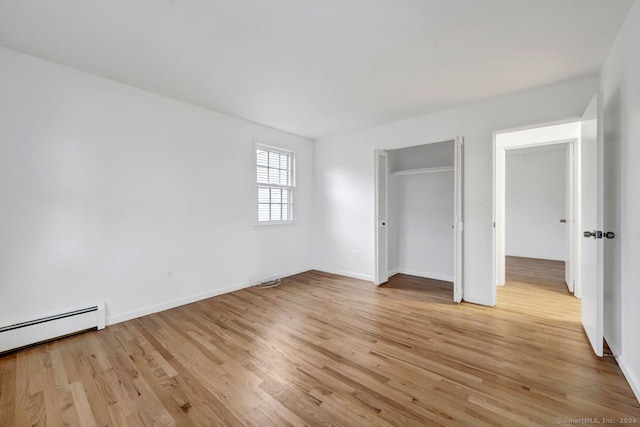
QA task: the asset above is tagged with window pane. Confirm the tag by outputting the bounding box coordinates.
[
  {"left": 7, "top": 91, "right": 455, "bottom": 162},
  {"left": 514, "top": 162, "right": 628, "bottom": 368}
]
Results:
[
  {"left": 270, "top": 204, "right": 281, "bottom": 221},
  {"left": 282, "top": 204, "right": 289, "bottom": 220},
  {"left": 280, "top": 154, "right": 288, "bottom": 170},
  {"left": 268, "top": 152, "right": 280, "bottom": 169},
  {"left": 257, "top": 166, "right": 268, "bottom": 184},
  {"left": 258, "top": 204, "right": 270, "bottom": 221},
  {"left": 282, "top": 189, "right": 288, "bottom": 203},
  {"left": 258, "top": 187, "right": 270, "bottom": 203},
  {"left": 270, "top": 188, "right": 281, "bottom": 203},
  {"left": 256, "top": 150, "right": 268, "bottom": 167},
  {"left": 268, "top": 168, "right": 279, "bottom": 184},
  {"left": 280, "top": 170, "right": 288, "bottom": 185}
]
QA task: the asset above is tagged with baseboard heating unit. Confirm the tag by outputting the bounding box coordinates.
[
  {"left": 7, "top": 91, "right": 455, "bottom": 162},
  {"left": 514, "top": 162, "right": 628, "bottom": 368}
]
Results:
[{"left": 0, "top": 303, "right": 106, "bottom": 354}]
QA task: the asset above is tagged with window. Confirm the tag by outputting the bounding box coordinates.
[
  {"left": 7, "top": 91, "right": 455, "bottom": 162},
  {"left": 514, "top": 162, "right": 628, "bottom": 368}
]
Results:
[{"left": 256, "top": 145, "right": 294, "bottom": 222}]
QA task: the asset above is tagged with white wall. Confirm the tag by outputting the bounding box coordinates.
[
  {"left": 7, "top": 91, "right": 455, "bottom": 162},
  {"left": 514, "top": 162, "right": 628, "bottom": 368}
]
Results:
[
  {"left": 599, "top": 0, "right": 640, "bottom": 402},
  {"left": 505, "top": 146, "right": 567, "bottom": 261},
  {"left": 313, "top": 76, "right": 597, "bottom": 305},
  {"left": 0, "top": 46, "right": 314, "bottom": 326}
]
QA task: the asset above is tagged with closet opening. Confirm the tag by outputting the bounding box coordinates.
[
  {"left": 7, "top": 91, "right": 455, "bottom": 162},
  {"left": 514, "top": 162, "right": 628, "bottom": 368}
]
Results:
[{"left": 375, "top": 138, "right": 464, "bottom": 303}]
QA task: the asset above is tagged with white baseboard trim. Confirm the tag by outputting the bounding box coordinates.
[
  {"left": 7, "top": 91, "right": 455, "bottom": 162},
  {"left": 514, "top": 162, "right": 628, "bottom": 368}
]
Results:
[
  {"left": 604, "top": 329, "right": 640, "bottom": 404},
  {"left": 396, "top": 268, "right": 453, "bottom": 283},
  {"left": 311, "top": 266, "right": 374, "bottom": 282},
  {"left": 107, "top": 266, "right": 312, "bottom": 325},
  {"left": 249, "top": 266, "right": 312, "bottom": 286},
  {"left": 616, "top": 354, "right": 640, "bottom": 404},
  {"left": 108, "top": 283, "right": 249, "bottom": 325}
]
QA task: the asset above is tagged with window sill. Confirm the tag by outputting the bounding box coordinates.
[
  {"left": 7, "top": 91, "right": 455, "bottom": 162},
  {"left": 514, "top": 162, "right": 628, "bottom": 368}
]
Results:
[{"left": 253, "top": 220, "right": 297, "bottom": 228}]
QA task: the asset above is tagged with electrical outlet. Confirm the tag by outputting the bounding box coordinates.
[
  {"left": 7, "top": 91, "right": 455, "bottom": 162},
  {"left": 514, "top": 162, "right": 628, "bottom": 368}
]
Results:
[
  {"left": 354, "top": 250, "right": 360, "bottom": 260},
  {"left": 166, "top": 271, "right": 173, "bottom": 281}
]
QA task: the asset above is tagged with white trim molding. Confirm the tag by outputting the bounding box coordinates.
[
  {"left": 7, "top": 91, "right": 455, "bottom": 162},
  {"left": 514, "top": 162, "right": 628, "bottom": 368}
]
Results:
[
  {"left": 312, "top": 266, "right": 375, "bottom": 283},
  {"left": 616, "top": 355, "right": 640, "bottom": 404},
  {"left": 108, "top": 266, "right": 312, "bottom": 325}
]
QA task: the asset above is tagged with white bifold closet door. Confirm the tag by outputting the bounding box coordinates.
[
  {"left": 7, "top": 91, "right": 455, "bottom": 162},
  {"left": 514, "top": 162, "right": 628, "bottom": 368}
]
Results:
[
  {"left": 453, "top": 136, "right": 464, "bottom": 303},
  {"left": 375, "top": 150, "right": 389, "bottom": 285}
]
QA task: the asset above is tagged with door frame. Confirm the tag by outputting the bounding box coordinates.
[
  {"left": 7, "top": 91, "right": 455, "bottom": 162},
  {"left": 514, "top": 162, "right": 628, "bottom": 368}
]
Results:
[
  {"left": 492, "top": 119, "right": 582, "bottom": 306},
  {"left": 374, "top": 137, "right": 464, "bottom": 302}
]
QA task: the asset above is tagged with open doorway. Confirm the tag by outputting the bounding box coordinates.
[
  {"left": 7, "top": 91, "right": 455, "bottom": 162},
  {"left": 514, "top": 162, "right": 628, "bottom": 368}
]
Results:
[
  {"left": 504, "top": 142, "right": 573, "bottom": 292},
  {"left": 375, "top": 138, "right": 464, "bottom": 303},
  {"left": 493, "top": 120, "right": 581, "bottom": 299},
  {"left": 494, "top": 95, "right": 607, "bottom": 358}
]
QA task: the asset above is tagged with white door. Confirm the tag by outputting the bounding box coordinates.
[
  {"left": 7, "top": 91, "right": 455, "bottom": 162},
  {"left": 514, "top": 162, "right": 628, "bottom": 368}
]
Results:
[
  {"left": 580, "top": 93, "right": 604, "bottom": 357},
  {"left": 453, "top": 137, "right": 464, "bottom": 302},
  {"left": 375, "top": 150, "right": 388, "bottom": 285}
]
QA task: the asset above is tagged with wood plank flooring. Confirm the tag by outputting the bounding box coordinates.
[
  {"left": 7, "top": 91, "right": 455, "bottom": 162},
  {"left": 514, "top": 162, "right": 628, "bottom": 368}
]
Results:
[{"left": 1, "top": 260, "right": 639, "bottom": 426}]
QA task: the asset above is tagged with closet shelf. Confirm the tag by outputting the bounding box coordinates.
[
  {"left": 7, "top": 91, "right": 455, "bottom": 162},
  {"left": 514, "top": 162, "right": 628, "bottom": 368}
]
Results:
[{"left": 390, "top": 166, "right": 454, "bottom": 176}]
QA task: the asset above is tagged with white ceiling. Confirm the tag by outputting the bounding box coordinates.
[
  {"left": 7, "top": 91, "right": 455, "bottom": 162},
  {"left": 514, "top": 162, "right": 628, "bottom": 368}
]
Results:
[{"left": 0, "top": 1, "right": 633, "bottom": 139}]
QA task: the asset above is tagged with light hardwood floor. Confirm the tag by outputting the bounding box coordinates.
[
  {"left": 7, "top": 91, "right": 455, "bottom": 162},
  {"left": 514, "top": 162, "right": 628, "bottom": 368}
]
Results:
[{"left": 1, "top": 260, "right": 638, "bottom": 426}]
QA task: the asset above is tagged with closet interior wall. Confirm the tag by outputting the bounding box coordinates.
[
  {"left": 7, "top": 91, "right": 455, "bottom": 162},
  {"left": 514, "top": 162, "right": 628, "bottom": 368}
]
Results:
[{"left": 388, "top": 141, "right": 455, "bottom": 283}]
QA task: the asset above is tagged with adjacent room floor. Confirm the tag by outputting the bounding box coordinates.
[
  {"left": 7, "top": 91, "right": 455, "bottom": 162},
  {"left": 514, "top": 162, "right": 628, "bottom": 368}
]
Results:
[{"left": 1, "top": 262, "right": 638, "bottom": 426}]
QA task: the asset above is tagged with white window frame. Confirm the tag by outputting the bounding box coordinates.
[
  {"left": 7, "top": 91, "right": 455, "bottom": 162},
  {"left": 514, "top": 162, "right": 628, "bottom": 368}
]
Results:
[{"left": 255, "top": 143, "right": 295, "bottom": 224}]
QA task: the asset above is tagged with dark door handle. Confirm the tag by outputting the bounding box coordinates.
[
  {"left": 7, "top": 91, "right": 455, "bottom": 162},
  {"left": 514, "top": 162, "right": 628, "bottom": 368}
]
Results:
[
  {"left": 382, "top": 222, "right": 386, "bottom": 226},
  {"left": 605, "top": 231, "right": 615, "bottom": 239},
  {"left": 560, "top": 218, "right": 567, "bottom": 223},
  {"left": 584, "top": 230, "right": 603, "bottom": 239}
]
